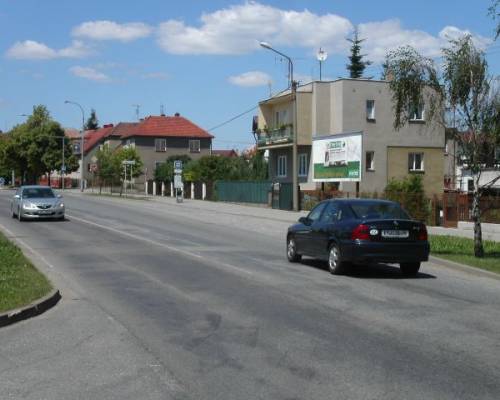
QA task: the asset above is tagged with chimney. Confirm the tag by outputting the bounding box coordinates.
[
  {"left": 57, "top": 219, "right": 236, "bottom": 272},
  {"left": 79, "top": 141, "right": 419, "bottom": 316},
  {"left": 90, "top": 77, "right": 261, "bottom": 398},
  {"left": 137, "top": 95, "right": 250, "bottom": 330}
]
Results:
[
  {"left": 103, "top": 123, "right": 114, "bottom": 128},
  {"left": 174, "top": 112, "right": 180, "bottom": 117}
]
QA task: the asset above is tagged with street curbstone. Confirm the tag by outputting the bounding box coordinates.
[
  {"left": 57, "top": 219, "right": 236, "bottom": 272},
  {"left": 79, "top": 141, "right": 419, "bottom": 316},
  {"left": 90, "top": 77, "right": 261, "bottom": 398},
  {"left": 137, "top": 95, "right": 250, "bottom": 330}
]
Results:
[
  {"left": 0, "top": 289, "right": 61, "bottom": 328},
  {"left": 430, "top": 255, "right": 500, "bottom": 281}
]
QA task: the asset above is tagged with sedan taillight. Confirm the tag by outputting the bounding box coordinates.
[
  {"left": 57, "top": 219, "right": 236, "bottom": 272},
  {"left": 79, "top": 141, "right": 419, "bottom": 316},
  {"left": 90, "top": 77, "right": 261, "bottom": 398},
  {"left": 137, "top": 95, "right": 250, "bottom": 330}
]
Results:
[
  {"left": 418, "top": 225, "right": 428, "bottom": 241},
  {"left": 351, "top": 224, "right": 370, "bottom": 240}
]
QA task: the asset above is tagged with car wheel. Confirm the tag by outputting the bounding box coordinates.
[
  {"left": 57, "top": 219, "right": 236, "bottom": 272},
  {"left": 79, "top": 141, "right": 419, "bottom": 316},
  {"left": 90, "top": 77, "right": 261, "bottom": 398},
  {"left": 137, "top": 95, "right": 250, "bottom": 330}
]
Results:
[
  {"left": 328, "top": 244, "right": 346, "bottom": 275},
  {"left": 18, "top": 208, "right": 24, "bottom": 222},
  {"left": 286, "top": 236, "right": 301, "bottom": 263},
  {"left": 400, "top": 262, "right": 420, "bottom": 276},
  {"left": 11, "top": 208, "right": 16, "bottom": 218}
]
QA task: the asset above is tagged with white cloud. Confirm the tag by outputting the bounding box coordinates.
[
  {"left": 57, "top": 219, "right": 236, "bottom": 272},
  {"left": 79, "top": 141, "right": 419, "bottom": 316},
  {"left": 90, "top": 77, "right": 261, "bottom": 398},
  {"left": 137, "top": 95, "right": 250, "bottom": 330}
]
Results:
[
  {"left": 228, "top": 70, "right": 271, "bottom": 87},
  {"left": 358, "top": 20, "right": 492, "bottom": 62},
  {"left": 73, "top": 20, "right": 152, "bottom": 42},
  {"left": 142, "top": 72, "right": 169, "bottom": 80},
  {"left": 6, "top": 40, "right": 92, "bottom": 60},
  {"left": 438, "top": 26, "right": 491, "bottom": 49},
  {"left": 70, "top": 66, "right": 110, "bottom": 82},
  {"left": 157, "top": 2, "right": 352, "bottom": 55}
]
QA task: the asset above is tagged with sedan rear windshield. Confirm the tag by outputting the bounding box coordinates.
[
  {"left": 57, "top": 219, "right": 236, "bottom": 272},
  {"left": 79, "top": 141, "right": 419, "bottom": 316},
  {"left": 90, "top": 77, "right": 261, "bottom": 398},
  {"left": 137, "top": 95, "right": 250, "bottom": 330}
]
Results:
[
  {"left": 349, "top": 202, "right": 410, "bottom": 220},
  {"left": 22, "top": 188, "right": 55, "bottom": 199}
]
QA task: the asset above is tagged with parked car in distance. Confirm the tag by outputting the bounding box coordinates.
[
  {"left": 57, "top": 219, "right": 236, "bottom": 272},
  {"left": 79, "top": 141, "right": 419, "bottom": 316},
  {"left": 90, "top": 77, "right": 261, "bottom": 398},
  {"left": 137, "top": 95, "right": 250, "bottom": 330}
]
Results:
[
  {"left": 11, "top": 186, "right": 65, "bottom": 221},
  {"left": 286, "top": 199, "right": 429, "bottom": 276}
]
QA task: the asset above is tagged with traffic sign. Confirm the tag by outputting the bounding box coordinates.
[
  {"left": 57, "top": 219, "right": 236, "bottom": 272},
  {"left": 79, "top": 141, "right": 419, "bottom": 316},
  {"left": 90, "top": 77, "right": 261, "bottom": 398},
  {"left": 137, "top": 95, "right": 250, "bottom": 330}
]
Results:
[
  {"left": 0, "top": 177, "right": 5, "bottom": 186},
  {"left": 61, "top": 165, "right": 67, "bottom": 172},
  {"left": 174, "top": 160, "right": 182, "bottom": 170},
  {"left": 122, "top": 160, "right": 136, "bottom": 165},
  {"left": 174, "top": 174, "right": 183, "bottom": 189}
]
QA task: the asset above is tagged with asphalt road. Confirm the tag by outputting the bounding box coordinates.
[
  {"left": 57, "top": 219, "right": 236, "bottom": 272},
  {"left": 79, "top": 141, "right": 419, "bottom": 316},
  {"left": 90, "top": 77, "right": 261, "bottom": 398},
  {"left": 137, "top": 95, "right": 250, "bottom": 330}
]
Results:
[{"left": 1, "top": 190, "right": 500, "bottom": 400}]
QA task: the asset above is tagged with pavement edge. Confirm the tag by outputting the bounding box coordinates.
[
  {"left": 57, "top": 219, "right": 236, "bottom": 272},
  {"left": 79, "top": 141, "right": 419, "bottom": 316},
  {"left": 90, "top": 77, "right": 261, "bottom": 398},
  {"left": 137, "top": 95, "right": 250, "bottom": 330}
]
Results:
[
  {"left": 430, "top": 255, "right": 500, "bottom": 281},
  {"left": 0, "top": 289, "right": 61, "bottom": 328}
]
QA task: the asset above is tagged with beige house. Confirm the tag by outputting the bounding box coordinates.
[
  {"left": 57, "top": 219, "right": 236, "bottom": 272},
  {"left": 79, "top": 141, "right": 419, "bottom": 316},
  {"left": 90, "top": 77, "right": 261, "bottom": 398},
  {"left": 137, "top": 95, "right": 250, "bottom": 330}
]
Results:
[{"left": 255, "top": 79, "right": 446, "bottom": 197}]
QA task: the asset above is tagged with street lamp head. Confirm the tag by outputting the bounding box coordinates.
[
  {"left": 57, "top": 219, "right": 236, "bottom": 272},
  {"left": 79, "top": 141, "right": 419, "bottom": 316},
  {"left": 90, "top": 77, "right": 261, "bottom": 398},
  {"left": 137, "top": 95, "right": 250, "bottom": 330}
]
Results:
[
  {"left": 64, "top": 100, "right": 70, "bottom": 104},
  {"left": 259, "top": 41, "right": 272, "bottom": 50}
]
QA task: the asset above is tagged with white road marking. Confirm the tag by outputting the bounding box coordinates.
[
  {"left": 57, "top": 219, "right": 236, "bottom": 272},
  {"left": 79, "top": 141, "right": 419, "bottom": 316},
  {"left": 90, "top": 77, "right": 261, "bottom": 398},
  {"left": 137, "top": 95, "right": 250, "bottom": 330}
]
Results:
[{"left": 67, "top": 213, "right": 253, "bottom": 277}]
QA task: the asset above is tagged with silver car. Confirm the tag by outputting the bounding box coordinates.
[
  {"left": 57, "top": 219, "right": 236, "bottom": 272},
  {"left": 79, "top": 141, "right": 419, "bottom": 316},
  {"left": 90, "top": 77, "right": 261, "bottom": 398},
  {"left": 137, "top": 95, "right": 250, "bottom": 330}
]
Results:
[{"left": 11, "top": 185, "right": 65, "bottom": 221}]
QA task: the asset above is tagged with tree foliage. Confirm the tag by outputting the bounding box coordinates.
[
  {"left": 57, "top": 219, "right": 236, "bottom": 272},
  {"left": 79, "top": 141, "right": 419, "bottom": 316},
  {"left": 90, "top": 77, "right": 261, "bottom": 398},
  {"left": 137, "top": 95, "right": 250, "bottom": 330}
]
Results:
[
  {"left": 385, "top": 36, "right": 500, "bottom": 257},
  {"left": 85, "top": 109, "right": 99, "bottom": 130},
  {"left": 490, "top": 0, "right": 499, "bottom": 39},
  {"left": 346, "top": 28, "right": 372, "bottom": 79},
  {"left": 153, "top": 150, "right": 268, "bottom": 183},
  {"left": 0, "top": 105, "right": 78, "bottom": 184}
]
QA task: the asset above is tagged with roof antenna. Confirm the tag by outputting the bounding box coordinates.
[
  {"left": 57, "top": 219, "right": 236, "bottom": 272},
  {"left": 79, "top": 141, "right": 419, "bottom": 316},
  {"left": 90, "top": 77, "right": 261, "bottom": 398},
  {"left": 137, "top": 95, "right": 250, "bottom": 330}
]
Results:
[
  {"left": 132, "top": 104, "right": 141, "bottom": 121},
  {"left": 160, "top": 104, "right": 165, "bottom": 116}
]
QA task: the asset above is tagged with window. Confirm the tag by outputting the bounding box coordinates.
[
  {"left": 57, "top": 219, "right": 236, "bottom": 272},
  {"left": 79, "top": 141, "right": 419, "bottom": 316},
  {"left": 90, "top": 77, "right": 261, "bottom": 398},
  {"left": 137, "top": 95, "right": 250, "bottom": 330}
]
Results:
[
  {"left": 298, "top": 153, "right": 308, "bottom": 177},
  {"left": 155, "top": 138, "right": 167, "bottom": 152},
  {"left": 409, "top": 102, "right": 425, "bottom": 121},
  {"left": 307, "top": 202, "right": 327, "bottom": 222},
  {"left": 277, "top": 155, "right": 287, "bottom": 177},
  {"left": 189, "top": 140, "right": 201, "bottom": 153},
  {"left": 366, "top": 100, "right": 375, "bottom": 121},
  {"left": 366, "top": 151, "right": 375, "bottom": 171},
  {"left": 275, "top": 109, "right": 289, "bottom": 127},
  {"left": 408, "top": 152, "right": 424, "bottom": 172},
  {"left": 320, "top": 202, "right": 339, "bottom": 223}
]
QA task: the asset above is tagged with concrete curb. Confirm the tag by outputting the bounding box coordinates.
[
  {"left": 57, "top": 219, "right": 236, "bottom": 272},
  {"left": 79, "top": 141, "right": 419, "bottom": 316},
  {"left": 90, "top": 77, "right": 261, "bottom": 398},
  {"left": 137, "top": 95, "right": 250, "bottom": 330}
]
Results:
[
  {"left": 0, "top": 289, "right": 61, "bottom": 329},
  {"left": 430, "top": 255, "right": 500, "bottom": 281}
]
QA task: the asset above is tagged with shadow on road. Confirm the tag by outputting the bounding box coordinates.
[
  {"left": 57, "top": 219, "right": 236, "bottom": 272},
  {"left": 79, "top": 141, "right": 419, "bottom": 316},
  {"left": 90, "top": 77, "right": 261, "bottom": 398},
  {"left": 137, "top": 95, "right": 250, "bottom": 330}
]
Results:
[{"left": 299, "top": 258, "right": 436, "bottom": 280}]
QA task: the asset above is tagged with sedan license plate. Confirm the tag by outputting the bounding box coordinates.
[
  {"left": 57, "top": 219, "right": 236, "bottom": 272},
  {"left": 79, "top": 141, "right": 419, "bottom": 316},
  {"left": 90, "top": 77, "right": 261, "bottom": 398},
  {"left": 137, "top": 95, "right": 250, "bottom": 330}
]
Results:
[
  {"left": 38, "top": 210, "right": 52, "bottom": 215},
  {"left": 382, "top": 229, "right": 409, "bottom": 238}
]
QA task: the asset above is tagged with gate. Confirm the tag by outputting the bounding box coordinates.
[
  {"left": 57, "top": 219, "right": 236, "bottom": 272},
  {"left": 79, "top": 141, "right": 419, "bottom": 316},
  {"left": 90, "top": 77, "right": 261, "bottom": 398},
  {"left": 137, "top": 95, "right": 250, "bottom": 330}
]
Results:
[{"left": 271, "top": 182, "right": 294, "bottom": 210}]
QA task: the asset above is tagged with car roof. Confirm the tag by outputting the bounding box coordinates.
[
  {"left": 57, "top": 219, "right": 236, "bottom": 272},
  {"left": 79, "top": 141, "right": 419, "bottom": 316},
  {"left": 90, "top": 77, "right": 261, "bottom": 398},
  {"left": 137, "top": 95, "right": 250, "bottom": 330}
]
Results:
[
  {"left": 20, "top": 185, "right": 53, "bottom": 189},
  {"left": 323, "top": 198, "right": 398, "bottom": 205}
]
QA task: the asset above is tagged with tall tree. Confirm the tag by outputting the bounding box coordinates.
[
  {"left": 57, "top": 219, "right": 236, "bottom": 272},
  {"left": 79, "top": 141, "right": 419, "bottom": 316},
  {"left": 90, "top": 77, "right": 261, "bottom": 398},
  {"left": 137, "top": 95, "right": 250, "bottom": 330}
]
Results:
[
  {"left": 2, "top": 105, "right": 78, "bottom": 184},
  {"left": 490, "top": 0, "right": 499, "bottom": 39},
  {"left": 346, "top": 28, "right": 372, "bottom": 78},
  {"left": 385, "top": 36, "right": 500, "bottom": 257},
  {"left": 85, "top": 109, "right": 99, "bottom": 130}
]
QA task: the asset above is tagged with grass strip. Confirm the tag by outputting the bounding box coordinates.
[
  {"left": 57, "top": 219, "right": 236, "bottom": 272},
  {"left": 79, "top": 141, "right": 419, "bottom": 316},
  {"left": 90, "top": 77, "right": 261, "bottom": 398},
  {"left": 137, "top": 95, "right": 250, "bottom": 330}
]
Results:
[
  {"left": 0, "top": 231, "right": 52, "bottom": 313},
  {"left": 429, "top": 235, "right": 500, "bottom": 274}
]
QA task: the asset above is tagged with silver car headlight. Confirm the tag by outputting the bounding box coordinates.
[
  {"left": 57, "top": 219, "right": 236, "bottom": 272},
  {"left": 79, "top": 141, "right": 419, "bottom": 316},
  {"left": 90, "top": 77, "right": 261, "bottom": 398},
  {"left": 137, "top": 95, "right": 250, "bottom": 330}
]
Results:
[
  {"left": 59, "top": 203, "right": 65, "bottom": 208},
  {"left": 23, "top": 202, "right": 37, "bottom": 210}
]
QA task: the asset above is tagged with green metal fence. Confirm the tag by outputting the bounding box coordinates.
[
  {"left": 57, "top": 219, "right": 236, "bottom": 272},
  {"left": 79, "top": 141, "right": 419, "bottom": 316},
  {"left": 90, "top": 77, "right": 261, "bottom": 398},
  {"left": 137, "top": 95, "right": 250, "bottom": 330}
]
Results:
[{"left": 215, "top": 181, "right": 271, "bottom": 204}]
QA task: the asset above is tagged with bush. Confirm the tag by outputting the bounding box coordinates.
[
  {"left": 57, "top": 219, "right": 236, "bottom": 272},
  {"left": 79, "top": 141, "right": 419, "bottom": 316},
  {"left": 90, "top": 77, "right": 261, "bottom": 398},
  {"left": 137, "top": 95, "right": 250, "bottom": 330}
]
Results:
[{"left": 384, "top": 175, "right": 430, "bottom": 221}]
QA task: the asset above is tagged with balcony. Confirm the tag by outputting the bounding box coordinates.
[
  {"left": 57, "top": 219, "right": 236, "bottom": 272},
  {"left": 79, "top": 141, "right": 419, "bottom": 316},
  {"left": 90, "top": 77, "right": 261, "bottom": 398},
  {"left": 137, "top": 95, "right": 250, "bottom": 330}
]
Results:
[{"left": 256, "top": 126, "right": 293, "bottom": 147}]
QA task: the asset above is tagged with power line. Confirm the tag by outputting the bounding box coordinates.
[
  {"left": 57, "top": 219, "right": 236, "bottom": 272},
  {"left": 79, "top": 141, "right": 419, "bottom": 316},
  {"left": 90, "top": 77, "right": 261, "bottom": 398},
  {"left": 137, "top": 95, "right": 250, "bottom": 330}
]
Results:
[{"left": 207, "top": 105, "right": 258, "bottom": 132}]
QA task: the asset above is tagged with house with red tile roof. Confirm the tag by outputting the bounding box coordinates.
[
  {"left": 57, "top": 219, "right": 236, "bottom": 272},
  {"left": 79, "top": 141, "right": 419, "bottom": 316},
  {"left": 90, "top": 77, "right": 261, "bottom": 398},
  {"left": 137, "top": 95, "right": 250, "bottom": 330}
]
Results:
[{"left": 67, "top": 113, "right": 214, "bottom": 189}]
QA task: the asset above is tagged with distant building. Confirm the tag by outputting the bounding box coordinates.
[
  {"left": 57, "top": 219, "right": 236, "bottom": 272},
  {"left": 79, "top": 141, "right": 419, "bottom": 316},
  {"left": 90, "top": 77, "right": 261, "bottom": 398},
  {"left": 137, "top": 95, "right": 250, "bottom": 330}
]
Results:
[{"left": 212, "top": 149, "right": 238, "bottom": 158}]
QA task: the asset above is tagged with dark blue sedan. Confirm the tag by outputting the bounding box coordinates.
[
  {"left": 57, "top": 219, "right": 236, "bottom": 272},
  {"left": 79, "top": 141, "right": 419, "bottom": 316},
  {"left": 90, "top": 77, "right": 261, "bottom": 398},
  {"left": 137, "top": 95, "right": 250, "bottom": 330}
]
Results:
[{"left": 286, "top": 199, "right": 429, "bottom": 276}]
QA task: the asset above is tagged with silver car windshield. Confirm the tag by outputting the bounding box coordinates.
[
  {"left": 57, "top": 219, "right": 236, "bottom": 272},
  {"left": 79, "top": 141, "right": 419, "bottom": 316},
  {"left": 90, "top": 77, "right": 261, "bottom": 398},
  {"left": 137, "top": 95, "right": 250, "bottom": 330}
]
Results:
[{"left": 22, "top": 188, "right": 55, "bottom": 199}]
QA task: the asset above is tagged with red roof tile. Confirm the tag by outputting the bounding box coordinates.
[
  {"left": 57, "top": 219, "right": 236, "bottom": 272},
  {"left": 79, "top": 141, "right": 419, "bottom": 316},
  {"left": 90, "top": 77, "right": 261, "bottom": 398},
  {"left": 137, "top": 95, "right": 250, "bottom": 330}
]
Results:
[
  {"left": 110, "top": 122, "right": 139, "bottom": 137},
  {"left": 121, "top": 115, "right": 214, "bottom": 139},
  {"left": 64, "top": 128, "right": 81, "bottom": 139},
  {"left": 83, "top": 125, "right": 115, "bottom": 153}
]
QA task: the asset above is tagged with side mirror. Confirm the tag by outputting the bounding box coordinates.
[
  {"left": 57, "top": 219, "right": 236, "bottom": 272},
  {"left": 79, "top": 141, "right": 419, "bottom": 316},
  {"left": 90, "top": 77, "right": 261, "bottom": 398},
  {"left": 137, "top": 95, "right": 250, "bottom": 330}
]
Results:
[
  {"left": 14, "top": 194, "right": 20, "bottom": 199},
  {"left": 298, "top": 216, "right": 310, "bottom": 225}
]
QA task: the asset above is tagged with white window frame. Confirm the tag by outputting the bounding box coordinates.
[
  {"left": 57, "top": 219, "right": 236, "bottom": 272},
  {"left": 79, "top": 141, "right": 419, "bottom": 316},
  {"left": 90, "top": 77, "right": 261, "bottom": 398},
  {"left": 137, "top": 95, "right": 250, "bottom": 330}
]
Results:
[
  {"left": 366, "top": 100, "right": 375, "bottom": 121},
  {"left": 155, "top": 138, "right": 167, "bottom": 152},
  {"left": 277, "top": 155, "right": 287, "bottom": 178},
  {"left": 189, "top": 139, "right": 201, "bottom": 153},
  {"left": 298, "top": 153, "right": 308, "bottom": 177},
  {"left": 409, "top": 102, "right": 425, "bottom": 121},
  {"left": 365, "top": 151, "right": 375, "bottom": 171},
  {"left": 409, "top": 152, "right": 424, "bottom": 172}
]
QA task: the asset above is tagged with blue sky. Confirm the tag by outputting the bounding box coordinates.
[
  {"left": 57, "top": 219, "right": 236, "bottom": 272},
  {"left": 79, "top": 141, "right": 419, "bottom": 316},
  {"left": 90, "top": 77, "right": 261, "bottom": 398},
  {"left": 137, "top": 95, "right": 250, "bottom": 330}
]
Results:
[{"left": 1, "top": 0, "right": 499, "bottom": 150}]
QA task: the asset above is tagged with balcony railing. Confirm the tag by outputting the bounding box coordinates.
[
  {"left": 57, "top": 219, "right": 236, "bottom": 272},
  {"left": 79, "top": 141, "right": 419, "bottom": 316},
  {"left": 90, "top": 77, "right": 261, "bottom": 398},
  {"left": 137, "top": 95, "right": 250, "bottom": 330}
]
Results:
[{"left": 257, "top": 126, "right": 293, "bottom": 146}]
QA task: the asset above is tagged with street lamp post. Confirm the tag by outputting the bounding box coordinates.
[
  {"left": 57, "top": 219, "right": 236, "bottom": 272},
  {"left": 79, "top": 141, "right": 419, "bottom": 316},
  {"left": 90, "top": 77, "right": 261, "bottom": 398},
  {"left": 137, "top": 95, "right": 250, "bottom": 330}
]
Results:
[
  {"left": 260, "top": 42, "right": 299, "bottom": 211},
  {"left": 64, "top": 100, "right": 85, "bottom": 192}
]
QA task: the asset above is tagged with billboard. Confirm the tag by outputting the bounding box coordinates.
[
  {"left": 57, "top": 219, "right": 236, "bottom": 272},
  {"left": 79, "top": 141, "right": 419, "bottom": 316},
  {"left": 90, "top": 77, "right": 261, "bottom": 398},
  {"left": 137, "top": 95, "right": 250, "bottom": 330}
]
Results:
[{"left": 312, "top": 132, "right": 362, "bottom": 182}]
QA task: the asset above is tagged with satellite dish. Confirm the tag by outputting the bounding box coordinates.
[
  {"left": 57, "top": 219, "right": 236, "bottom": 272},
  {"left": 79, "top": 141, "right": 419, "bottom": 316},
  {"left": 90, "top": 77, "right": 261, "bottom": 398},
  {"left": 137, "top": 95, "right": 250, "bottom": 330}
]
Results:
[{"left": 317, "top": 48, "right": 328, "bottom": 62}]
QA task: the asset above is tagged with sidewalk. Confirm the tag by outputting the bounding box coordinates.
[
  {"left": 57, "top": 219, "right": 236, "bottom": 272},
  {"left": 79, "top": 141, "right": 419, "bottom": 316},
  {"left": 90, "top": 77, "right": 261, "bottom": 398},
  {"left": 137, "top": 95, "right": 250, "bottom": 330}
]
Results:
[{"left": 72, "top": 190, "right": 500, "bottom": 242}]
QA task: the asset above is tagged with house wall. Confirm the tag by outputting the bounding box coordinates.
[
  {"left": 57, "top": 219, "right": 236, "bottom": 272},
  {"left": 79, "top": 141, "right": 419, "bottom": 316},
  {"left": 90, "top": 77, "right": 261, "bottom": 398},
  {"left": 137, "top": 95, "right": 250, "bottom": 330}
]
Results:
[
  {"left": 387, "top": 147, "right": 444, "bottom": 196},
  {"left": 268, "top": 145, "right": 312, "bottom": 185},
  {"left": 132, "top": 136, "right": 212, "bottom": 182}
]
